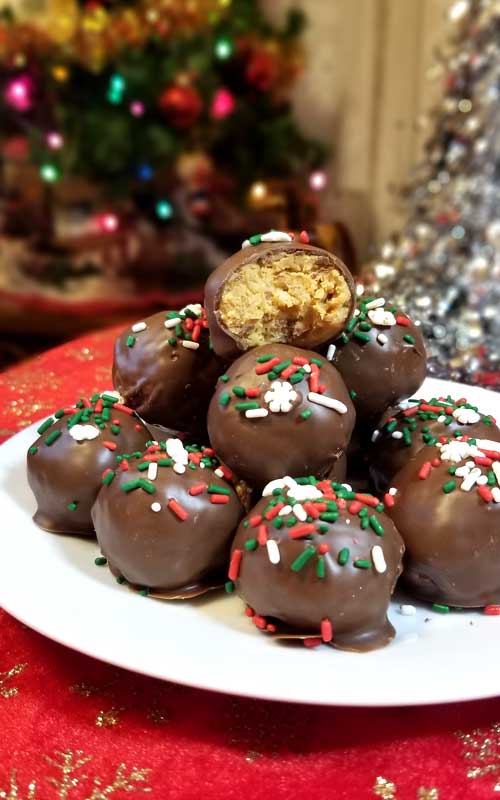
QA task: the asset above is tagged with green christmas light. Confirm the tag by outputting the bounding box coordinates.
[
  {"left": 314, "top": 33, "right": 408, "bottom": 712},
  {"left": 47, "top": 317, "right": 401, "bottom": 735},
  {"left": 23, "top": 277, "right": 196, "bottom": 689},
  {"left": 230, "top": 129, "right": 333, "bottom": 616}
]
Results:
[
  {"left": 40, "top": 164, "right": 60, "bottom": 183},
  {"left": 107, "top": 74, "right": 126, "bottom": 105},
  {"left": 156, "top": 199, "right": 173, "bottom": 220},
  {"left": 214, "top": 36, "right": 234, "bottom": 61}
]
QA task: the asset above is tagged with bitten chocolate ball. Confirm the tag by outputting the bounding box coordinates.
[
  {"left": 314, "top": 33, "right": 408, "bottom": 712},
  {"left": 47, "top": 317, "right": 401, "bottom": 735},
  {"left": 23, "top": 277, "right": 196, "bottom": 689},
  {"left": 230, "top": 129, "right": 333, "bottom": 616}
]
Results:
[
  {"left": 204, "top": 231, "right": 356, "bottom": 360},
  {"left": 91, "top": 439, "right": 243, "bottom": 595},
  {"left": 370, "top": 395, "right": 500, "bottom": 494},
  {"left": 388, "top": 437, "right": 500, "bottom": 608},
  {"left": 113, "top": 305, "right": 222, "bottom": 434},
  {"left": 330, "top": 295, "right": 427, "bottom": 424},
  {"left": 207, "top": 344, "right": 355, "bottom": 490},
  {"left": 228, "top": 476, "right": 404, "bottom": 651},
  {"left": 27, "top": 393, "right": 150, "bottom": 535}
]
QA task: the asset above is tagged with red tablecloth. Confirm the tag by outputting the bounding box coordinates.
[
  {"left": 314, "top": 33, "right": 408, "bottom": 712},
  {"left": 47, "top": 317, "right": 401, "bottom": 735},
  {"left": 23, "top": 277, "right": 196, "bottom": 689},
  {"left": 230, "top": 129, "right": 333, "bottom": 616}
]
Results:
[{"left": 1, "top": 328, "right": 500, "bottom": 800}]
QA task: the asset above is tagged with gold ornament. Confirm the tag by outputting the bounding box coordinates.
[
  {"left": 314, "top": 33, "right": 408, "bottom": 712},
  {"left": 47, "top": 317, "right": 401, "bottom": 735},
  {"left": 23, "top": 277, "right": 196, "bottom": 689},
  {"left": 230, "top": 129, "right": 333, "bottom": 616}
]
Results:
[
  {"left": 45, "top": 0, "right": 79, "bottom": 44},
  {"left": 0, "top": 663, "right": 27, "bottom": 699}
]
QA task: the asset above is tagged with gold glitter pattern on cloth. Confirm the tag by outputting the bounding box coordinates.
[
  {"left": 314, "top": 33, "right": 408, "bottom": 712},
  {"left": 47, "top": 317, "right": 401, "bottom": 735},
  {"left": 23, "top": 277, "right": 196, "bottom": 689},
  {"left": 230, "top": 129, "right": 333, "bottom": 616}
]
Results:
[
  {"left": 0, "top": 663, "right": 27, "bottom": 698},
  {"left": 372, "top": 779, "right": 439, "bottom": 799},
  {"left": 95, "top": 708, "right": 123, "bottom": 728},
  {"left": 0, "top": 751, "right": 151, "bottom": 799},
  {"left": 68, "top": 676, "right": 171, "bottom": 729},
  {"left": 458, "top": 722, "right": 500, "bottom": 790}
]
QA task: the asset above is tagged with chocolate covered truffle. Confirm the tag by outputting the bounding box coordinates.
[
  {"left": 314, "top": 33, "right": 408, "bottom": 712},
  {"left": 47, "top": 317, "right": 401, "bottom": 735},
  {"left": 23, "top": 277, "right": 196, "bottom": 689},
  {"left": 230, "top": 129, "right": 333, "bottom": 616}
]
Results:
[
  {"left": 228, "top": 476, "right": 404, "bottom": 651},
  {"left": 388, "top": 437, "right": 500, "bottom": 608},
  {"left": 370, "top": 395, "right": 499, "bottom": 494},
  {"left": 27, "top": 393, "right": 150, "bottom": 535},
  {"left": 330, "top": 294, "right": 427, "bottom": 424},
  {"left": 204, "top": 231, "right": 356, "bottom": 360},
  {"left": 91, "top": 438, "right": 243, "bottom": 595},
  {"left": 113, "top": 304, "right": 222, "bottom": 434},
  {"left": 207, "top": 344, "right": 355, "bottom": 489}
]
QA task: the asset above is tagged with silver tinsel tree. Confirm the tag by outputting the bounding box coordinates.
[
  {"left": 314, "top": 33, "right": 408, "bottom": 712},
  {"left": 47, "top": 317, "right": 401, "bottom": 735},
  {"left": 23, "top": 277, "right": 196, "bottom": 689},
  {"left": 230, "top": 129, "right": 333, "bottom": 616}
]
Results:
[{"left": 368, "top": 0, "right": 500, "bottom": 390}]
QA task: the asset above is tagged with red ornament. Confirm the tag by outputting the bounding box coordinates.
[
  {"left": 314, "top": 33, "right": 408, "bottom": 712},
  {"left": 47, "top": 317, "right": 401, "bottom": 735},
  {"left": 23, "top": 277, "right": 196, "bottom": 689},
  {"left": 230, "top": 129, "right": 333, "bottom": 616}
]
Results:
[
  {"left": 245, "top": 50, "right": 278, "bottom": 91},
  {"left": 158, "top": 84, "right": 202, "bottom": 128}
]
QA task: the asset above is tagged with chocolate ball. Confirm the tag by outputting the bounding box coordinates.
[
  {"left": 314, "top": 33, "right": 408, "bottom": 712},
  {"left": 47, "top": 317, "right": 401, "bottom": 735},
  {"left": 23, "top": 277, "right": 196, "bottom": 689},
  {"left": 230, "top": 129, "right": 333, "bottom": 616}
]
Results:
[
  {"left": 370, "top": 395, "right": 500, "bottom": 494},
  {"left": 330, "top": 295, "right": 427, "bottom": 424},
  {"left": 112, "top": 305, "right": 223, "bottom": 434},
  {"left": 207, "top": 344, "right": 355, "bottom": 490},
  {"left": 27, "top": 393, "right": 150, "bottom": 535},
  {"left": 388, "top": 437, "right": 500, "bottom": 607},
  {"left": 91, "top": 439, "right": 243, "bottom": 595},
  {"left": 229, "top": 476, "right": 404, "bottom": 651},
  {"left": 204, "top": 232, "right": 356, "bottom": 361}
]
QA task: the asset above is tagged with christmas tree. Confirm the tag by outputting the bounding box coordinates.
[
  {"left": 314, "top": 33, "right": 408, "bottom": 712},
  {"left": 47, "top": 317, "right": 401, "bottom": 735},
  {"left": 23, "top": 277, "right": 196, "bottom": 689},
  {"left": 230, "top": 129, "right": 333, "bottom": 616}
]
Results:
[
  {"left": 368, "top": 0, "right": 500, "bottom": 391},
  {"left": 0, "top": 0, "right": 328, "bottom": 298}
]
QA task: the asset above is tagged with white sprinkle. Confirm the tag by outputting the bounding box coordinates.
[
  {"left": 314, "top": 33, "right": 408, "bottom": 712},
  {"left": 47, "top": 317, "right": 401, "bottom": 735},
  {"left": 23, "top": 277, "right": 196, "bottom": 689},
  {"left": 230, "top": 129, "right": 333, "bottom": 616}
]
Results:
[
  {"left": 147, "top": 462, "right": 158, "bottom": 481},
  {"left": 262, "top": 478, "right": 289, "bottom": 496},
  {"left": 166, "top": 438, "right": 188, "bottom": 466},
  {"left": 132, "top": 321, "right": 147, "bottom": 333},
  {"left": 466, "top": 460, "right": 475, "bottom": 468},
  {"left": 242, "top": 239, "right": 251, "bottom": 249},
  {"left": 326, "top": 344, "right": 336, "bottom": 361},
  {"left": 151, "top": 502, "right": 161, "bottom": 513},
  {"left": 439, "top": 440, "right": 481, "bottom": 463},
  {"left": 266, "top": 539, "right": 281, "bottom": 565},
  {"left": 477, "top": 475, "right": 488, "bottom": 486},
  {"left": 476, "top": 439, "right": 500, "bottom": 453},
  {"left": 377, "top": 334, "right": 388, "bottom": 345},
  {"left": 371, "top": 429, "right": 380, "bottom": 443},
  {"left": 391, "top": 431, "right": 403, "bottom": 439},
  {"left": 345, "top": 518, "right": 350, "bottom": 525},
  {"left": 287, "top": 484, "right": 322, "bottom": 501},
  {"left": 399, "top": 604, "right": 416, "bottom": 616},
  {"left": 342, "top": 483, "right": 353, "bottom": 492},
  {"left": 389, "top": 487, "right": 398, "bottom": 496},
  {"left": 492, "top": 487, "right": 500, "bottom": 503},
  {"left": 245, "top": 408, "right": 269, "bottom": 419},
  {"left": 308, "top": 392, "right": 348, "bottom": 414},
  {"left": 368, "top": 308, "right": 396, "bottom": 327},
  {"left": 260, "top": 230, "right": 293, "bottom": 243},
  {"left": 182, "top": 340, "right": 200, "bottom": 350},
  {"left": 437, "top": 415, "right": 446, "bottom": 424},
  {"left": 69, "top": 424, "right": 100, "bottom": 442},
  {"left": 461, "top": 467, "right": 481, "bottom": 492},
  {"left": 455, "top": 466, "right": 470, "bottom": 478},
  {"left": 356, "top": 284, "right": 365, "bottom": 296},
  {"left": 173, "top": 463, "right": 186, "bottom": 474},
  {"left": 199, "top": 462, "right": 205, "bottom": 469},
  {"left": 214, "top": 468, "right": 224, "bottom": 478},
  {"left": 279, "top": 504, "right": 292, "bottom": 516},
  {"left": 293, "top": 503, "right": 307, "bottom": 522},
  {"left": 492, "top": 461, "right": 500, "bottom": 486},
  {"left": 180, "top": 303, "right": 203, "bottom": 317},
  {"left": 353, "top": 309, "right": 360, "bottom": 317},
  {"left": 164, "top": 317, "right": 181, "bottom": 329},
  {"left": 371, "top": 545, "right": 387, "bottom": 574},
  {"left": 302, "top": 363, "right": 312, "bottom": 373},
  {"left": 365, "top": 297, "right": 385, "bottom": 310},
  {"left": 264, "top": 381, "right": 297, "bottom": 413}
]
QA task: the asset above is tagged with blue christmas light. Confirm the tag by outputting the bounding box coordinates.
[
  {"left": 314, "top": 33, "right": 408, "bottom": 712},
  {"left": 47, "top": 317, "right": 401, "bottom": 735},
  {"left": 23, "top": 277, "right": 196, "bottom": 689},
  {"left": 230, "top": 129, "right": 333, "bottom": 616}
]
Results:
[{"left": 137, "top": 163, "right": 154, "bottom": 181}]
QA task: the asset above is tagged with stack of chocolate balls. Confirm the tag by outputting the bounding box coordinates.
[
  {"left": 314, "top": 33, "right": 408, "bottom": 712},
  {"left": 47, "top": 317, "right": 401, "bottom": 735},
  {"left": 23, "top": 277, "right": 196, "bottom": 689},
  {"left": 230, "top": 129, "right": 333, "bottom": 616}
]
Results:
[{"left": 27, "top": 230, "right": 500, "bottom": 653}]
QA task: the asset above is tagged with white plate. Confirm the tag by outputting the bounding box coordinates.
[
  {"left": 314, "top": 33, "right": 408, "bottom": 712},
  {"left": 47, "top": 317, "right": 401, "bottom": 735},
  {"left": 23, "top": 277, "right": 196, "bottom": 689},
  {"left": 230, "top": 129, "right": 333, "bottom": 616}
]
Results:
[{"left": 1, "top": 377, "right": 500, "bottom": 707}]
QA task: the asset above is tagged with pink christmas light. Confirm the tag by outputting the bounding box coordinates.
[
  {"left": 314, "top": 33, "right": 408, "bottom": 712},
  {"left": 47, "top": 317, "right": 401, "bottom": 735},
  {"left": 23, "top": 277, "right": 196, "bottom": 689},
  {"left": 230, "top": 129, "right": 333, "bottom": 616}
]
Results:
[
  {"left": 46, "top": 132, "right": 64, "bottom": 150},
  {"left": 211, "top": 88, "right": 235, "bottom": 119},
  {"left": 4, "top": 76, "right": 33, "bottom": 112},
  {"left": 130, "top": 100, "right": 145, "bottom": 117}
]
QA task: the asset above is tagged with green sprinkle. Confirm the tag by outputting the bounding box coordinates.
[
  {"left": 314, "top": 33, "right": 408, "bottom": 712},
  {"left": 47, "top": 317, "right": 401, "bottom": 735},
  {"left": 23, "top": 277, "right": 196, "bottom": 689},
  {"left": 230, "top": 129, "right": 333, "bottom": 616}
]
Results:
[
  {"left": 110, "top": 424, "right": 121, "bottom": 435},
  {"left": 91, "top": 393, "right": 100, "bottom": 403},
  {"left": 340, "top": 333, "right": 350, "bottom": 344},
  {"left": 235, "top": 401, "right": 260, "bottom": 411},
  {"left": 45, "top": 430, "right": 62, "bottom": 446},
  {"left": 121, "top": 480, "right": 142, "bottom": 493},
  {"left": 403, "top": 428, "right": 412, "bottom": 447},
  {"left": 267, "top": 371, "right": 278, "bottom": 381},
  {"left": 319, "top": 512, "right": 338, "bottom": 523},
  {"left": 349, "top": 390, "right": 357, "bottom": 399},
  {"left": 157, "top": 459, "right": 173, "bottom": 467},
  {"left": 354, "top": 559, "right": 371, "bottom": 569},
  {"left": 116, "top": 576, "right": 125, "bottom": 584},
  {"left": 219, "top": 392, "right": 231, "bottom": 407},
  {"left": 232, "top": 386, "right": 246, "bottom": 397},
  {"left": 358, "top": 321, "right": 372, "bottom": 331},
  {"left": 448, "top": 466, "right": 457, "bottom": 475},
  {"left": 361, "top": 517, "right": 369, "bottom": 530},
  {"left": 37, "top": 417, "right": 54, "bottom": 435},
  {"left": 95, "top": 556, "right": 107, "bottom": 566},
  {"left": 102, "top": 470, "right": 115, "bottom": 485},
  {"left": 54, "top": 408, "right": 66, "bottom": 419},
  {"left": 488, "top": 471, "right": 496, "bottom": 486},
  {"left": 316, "top": 557, "right": 326, "bottom": 579},
  {"left": 126, "top": 335, "right": 136, "bottom": 348},
  {"left": 132, "top": 451, "right": 143, "bottom": 458},
  {"left": 346, "top": 317, "right": 358, "bottom": 333},
  {"left": 139, "top": 588, "right": 149, "bottom": 596},
  {"left": 138, "top": 479, "right": 156, "bottom": 494},
  {"left": 273, "top": 517, "right": 284, "bottom": 530},
  {"left": 175, "top": 324, "right": 183, "bottom": 337},
  {"left": 166, "top": 311, "right": 179, "bottom": 318},
  {"left": 290, "top": 372, "right": 304, "bottom": 385},
  {"left": 101, "top": 394, "right": 118, "bottom": 404},
  {"left": 442, "top": 480, "right": 456, "bottom": 494},
  {"left": 369, "top": 516, "right": 385, "bottom": 536},
  {"left": 220, "top": 374, "right": 229, "bottom": 382},
  {"left": 225, "top": 580, "right": 235, "bottom": 593},
  {"left": 168, "top": 337, "right": 177, "bottom": 346},
  {"left": 245, "top": 538, "right": 258, "bottom": 551},
  {"left": 338, "top": 547, "right": 349, "bottom": 566},
  {"left": 358, "top": 507, "right": 368, "bottom": 518},
  {"left": 353, "top": 331, "right": 371, "bottom": 343},
  {"left": 310, "top": 358, "right": 323, "bottom": 367},
  {"left": 432, "top": 603, "right": 450, "bottom": 614},
  {"left": 249, "top": 233, "right": 262, "bottom": 245},
  {"left": 273, "top": 359, "right": 292, "bottom": 374},
  {"left": 67, "top": 501, "right": 78, "bottom": 511},
  {"left": 291, "top": 546, "right": 316, "bottom": 572},
  {"left": 256, "top": 354, "right": 274, "bottom": 363},
  {"left": 404, "top": 334, "right": 416, "bottom": 345},
  {"left": 300, "top": 409, "right": 312, "bottom": 420},
  {"left": 386, "top": 420, "right": 397, "bottom": 433},
  {"left": 243, "top": 520, "right": 250, "bottom": 528},
  {"left": 207, "top": 485, "right": 231, "bottom": 495},
  {"left": 28, "top": 446, "right": 38, "bottom": 456},
  {"left": 318, "top": 523, "right": 329, "bottom": 534}
]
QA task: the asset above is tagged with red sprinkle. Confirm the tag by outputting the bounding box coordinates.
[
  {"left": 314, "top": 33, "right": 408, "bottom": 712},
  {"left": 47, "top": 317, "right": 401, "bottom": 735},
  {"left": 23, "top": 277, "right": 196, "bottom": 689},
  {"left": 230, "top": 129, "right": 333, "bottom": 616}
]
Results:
[
  {"left": 419, "top": 461, "right": 432, "bottom": 480},
  {"left": 420, "top": 404, "right": 446, "bottom": 414},
  {"left": 349, "top": 501, "right": 363, "bottom": 514},
  {"left": 245, "top": 606, "right": 255, "bottom": 617},
  {"left": 321, "top": 618, "right": 333, "bottom": 642},
  {"left": 309, "top": 364, "right": 320, "bottom": 393},
  {"left": 202, "top": 447, "right": 215, "bottom": 456},
  {"left": 250, "top": 514, "right": 262, "bottom": 528},
  {"left": 280, "top": 365, "right": 297, "bottom": 380},
  {"left": 265, "top": 503, "right": 285, "bottom": 520},
  {"left": 119, "top": 460, "right": 129, "bottom": 471},
  {"left": 303, "top": 637, "right": 322, "bottom": 648},
  {"left": 266, "top": 623, "right": 277, "bottom": 633},
  {"left": 479, "top": 448, "right": 500, "bottom": 460},
  {"left": 384, "top": 492, "right": 395, "bottom": 508},
  {"left": 245, "top": 387, "right": 260, "bottom": 398},
  {"left": 484, "top": 605, "right": 500, "bottom": 615},
  {"left": 184, "top": 317, "right": 194, "bottom": 330},
  {"left": 288, "top": 523, "right": 316, "bottom": 539},
  {"left": 191, "top": 322, "right": 201, "bottom": 342},
  {"left": 396, "top": 315, "right": 411, "bottom": 326},
  {"left": 474, "top": 456, "right": 493, "bottom": 467},
  {"left": 253, "top": 615, "right": 267, "bottom": 630},
  {"left": 218, "top": 465, "right": 233, "bottom": 480},
  {"left": 210, "top": 494, "right": 229, "bottom": 504},
  {"left": 81, "top": 397, "right": 92, "bottom": 408},
  {"left": 102, "top": 468, "right": 113, "bottom": 480},
  {"left": 102, "top": 441, "right": 117, "bottom": 451},
  {"left": 318, "top": 543, "right": 330, "bottom": 554},
  {"left": 94, "top": 399, "right": 103, "bottom": 413},
  {"left": 148, "top": 444, "right": 162, "bottom": 452},
  {"left": 318, "top": 383, "right": 326, "bottom": 394},
  {"left": 228, "top": 549, "right": 242, "bottom": 580},
  {"left": 167, "top": 499, "right": 189, "bottom": 521},
  {"left": 189, "top": 482, "right": 207, "bottom": 496},
  {"left": 304, "top": 502, "right": 320, "bottom": 518},
  {"left": 113, "top": 403, "right": 134, "bottom": 415},
  {"left": 293, "top": 356, "right": 309, "bottom": 366},
  {"left": 188, "top": 452, "right": 203, "bottom": 465},
  {"left": 299, "top": 230, "right": 310, "bottom": 244},
  {"left": 402, "top": 406, "right": 420, "bottom": 417},
  {"left": 257, "top": 525, "right": 268, "bottom": 545},
  {"left": 255, "top": 357, "right": 280, "bottom": 375},
  {"left": 355, "top": 493, "right": 379, "bottom": 508},
  {"left": 432, "top": 457, "right": 441, "bottom": 467},
  {"left": 477, "top": 485, "right": 493, "bottom": 504},
  {"left": 337, "top": 499, "right": 347, "bottom": 509}
]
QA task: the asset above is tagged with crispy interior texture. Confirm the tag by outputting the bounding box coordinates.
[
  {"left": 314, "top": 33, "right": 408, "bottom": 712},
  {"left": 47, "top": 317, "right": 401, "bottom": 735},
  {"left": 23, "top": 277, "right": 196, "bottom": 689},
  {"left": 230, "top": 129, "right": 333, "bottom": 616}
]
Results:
[{"left": 218, "top": 253, "right": 351, "bottom": 347}]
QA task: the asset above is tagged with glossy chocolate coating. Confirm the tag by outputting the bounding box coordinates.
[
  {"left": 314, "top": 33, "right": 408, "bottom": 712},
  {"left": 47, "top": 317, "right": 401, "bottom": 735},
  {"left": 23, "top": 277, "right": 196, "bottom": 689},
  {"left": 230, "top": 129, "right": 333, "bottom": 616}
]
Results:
[
  {"left": 27, "top": 400, "right": 150, "bottom": 535},
  {"left": 369, "top": 397, "right": 500, "bottom": 494},
  {"left": 91, "top": 446, "right": 243, "bottom": 593},
  {"left": 231, "top": 478, "right": 404, "bottom": 651},
  {"left": 207, "top": 344, "right": 355, "bottom": 490},
  {"left": 330, "top": 298, "right": 427, "bottom": 425},
  {"left": 204, "top": 241, "right": 356, "bottom": 361},
  {"left": 388, "top": 443, "right": 500, "bottom": 607},
  {"left": 113, "top": 307, "right": 223, "bottom": 434}
]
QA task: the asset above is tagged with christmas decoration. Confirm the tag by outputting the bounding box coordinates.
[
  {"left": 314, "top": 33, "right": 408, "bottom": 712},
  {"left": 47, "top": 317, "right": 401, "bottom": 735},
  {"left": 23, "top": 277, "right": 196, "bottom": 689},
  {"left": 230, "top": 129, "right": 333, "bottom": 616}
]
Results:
[{"left": 368, "top": 0, "right": 500, "bottom": 390}]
